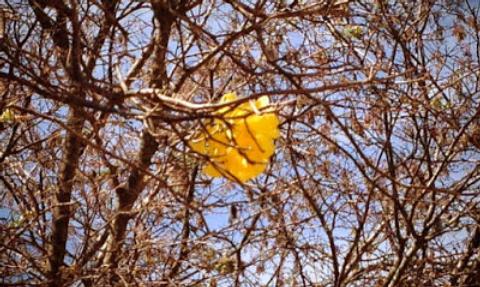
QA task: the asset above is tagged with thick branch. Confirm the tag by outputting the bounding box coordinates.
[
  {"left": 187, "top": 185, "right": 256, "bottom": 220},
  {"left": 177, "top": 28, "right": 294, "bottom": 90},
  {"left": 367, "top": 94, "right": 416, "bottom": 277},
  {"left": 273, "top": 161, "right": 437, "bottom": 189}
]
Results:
[{"left": 47, "top": 107, "right": 85, "bottom": 286}]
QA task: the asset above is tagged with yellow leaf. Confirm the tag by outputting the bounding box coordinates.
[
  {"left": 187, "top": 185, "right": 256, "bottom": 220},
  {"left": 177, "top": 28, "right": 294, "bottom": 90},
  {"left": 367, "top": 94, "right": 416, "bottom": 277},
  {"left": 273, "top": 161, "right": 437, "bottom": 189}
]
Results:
[
  {"left": 255, "top": 96, "right": 270, "bottom": 109},
  {"left": 0, "top": 108, "right": 15, "bottom": 122},
  {"left": 203, "top": 163, "right": 223, "bottom": 177},
  {"left": 220, "top": 92, "right": 237, "bottom": 103}
]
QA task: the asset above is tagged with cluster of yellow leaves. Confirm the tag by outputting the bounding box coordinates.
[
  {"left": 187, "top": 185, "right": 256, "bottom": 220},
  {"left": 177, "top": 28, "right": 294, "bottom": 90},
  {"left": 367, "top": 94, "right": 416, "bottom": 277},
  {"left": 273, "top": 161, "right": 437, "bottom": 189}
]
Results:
[{"left": 189, "top": 92, "right": 280, "bottom": 183}]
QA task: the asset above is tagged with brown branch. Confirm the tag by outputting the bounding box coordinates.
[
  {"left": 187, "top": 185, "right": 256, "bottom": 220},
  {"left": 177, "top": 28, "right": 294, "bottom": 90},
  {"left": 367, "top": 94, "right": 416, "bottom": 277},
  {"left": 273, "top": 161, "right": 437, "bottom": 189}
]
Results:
[
  {"left": 46, "top": 107, "right": 86, "bottom": 286},
  {"left": 161, "top": 165, "right": 199, "bottom": 285}
]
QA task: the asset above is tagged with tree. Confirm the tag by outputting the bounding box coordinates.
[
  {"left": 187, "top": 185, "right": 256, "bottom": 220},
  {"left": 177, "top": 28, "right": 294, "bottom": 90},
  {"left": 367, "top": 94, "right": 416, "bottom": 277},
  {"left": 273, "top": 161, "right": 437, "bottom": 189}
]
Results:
[{"left": 1, "top": 0, "right": 480, "bottom": 286}]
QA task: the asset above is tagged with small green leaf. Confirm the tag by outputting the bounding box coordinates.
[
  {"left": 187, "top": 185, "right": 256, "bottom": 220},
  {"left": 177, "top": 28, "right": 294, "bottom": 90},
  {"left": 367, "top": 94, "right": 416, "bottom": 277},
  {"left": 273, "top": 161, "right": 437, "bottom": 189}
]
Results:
[
  {"left": 214, "top": 256, "right": 235, "bottom": 275},
  {"left": 0, "top": 108, "right": 15, "bottom": 122},
  {"left": 344, "top": 25, "right": 364, "bottom": 39},
  {"left": 431, "top": 96, "right": 447, "bottom": 111}
]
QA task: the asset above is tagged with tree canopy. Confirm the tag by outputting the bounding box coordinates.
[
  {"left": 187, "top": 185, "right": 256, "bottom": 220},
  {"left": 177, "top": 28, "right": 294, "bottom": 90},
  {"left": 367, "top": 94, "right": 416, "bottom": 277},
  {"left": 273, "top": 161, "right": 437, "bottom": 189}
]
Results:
[{"left": 1, "top": 0, "right": 480, "bottom": 286}]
